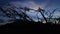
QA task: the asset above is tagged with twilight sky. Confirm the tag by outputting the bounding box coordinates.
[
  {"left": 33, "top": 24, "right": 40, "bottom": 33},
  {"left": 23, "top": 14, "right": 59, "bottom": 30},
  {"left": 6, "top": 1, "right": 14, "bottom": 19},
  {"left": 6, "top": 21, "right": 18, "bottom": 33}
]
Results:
[
  {"left": 0, "top": 0, "right": 60, "bottom": 9},
  {"left": 0, "top": 0, "right": 60, "bottom": 24}
]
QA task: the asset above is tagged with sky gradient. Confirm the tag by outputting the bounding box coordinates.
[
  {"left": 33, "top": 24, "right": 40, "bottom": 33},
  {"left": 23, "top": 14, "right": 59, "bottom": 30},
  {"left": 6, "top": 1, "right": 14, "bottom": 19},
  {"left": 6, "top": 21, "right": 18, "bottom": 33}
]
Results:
[
  {"left": 0, "top": 0, "right": 60, "bottom": 9},
  {"left": 0, "top": 0, "right": 60, "bottom": 25}
]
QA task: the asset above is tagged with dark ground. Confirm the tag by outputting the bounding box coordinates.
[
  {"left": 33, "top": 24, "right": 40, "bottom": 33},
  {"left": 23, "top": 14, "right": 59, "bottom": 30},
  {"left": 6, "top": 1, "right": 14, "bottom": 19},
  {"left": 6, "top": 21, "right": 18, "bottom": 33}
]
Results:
[{"left": 0, "top": 20, "right": 60, "bottom": 33}]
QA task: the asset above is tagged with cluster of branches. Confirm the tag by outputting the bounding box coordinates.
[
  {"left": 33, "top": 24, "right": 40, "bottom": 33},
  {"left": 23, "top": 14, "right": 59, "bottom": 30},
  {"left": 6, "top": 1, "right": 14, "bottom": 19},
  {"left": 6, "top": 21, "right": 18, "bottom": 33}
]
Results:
[
  {"left": 44, "top": 8, "right": 60, "bottom": 24},
  {"left": 0, "top": 7, "right": 34, "bottom": 22},
  {"left": 0, "top": 0, "right": 60, "bottom": 24},
  {"left": 0, "top": 6, "right": 60, "bottom": 24}
]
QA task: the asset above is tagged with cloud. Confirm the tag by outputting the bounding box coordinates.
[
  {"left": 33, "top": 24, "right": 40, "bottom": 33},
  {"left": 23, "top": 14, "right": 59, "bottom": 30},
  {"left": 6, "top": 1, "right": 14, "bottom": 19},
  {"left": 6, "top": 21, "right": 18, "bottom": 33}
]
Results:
[
  {"left": 9, "top": 1, "right": 50, "bottom": 21},
  {"left": 10, "top": 0, "right": 55, "bottom": 10},
  {"left": 10, "top": 1, "right": 48, "bottom": 10}
]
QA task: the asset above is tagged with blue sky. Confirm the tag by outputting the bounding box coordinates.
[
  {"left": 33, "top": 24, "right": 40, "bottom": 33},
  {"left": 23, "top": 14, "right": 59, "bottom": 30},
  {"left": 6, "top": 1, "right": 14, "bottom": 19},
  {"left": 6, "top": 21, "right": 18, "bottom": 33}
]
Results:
[
  {"left": 0, "top": 0, "right": 60, "bottom": 23},
  {"left": 0, "top": 0, "right": 60, "bottom": 9}
]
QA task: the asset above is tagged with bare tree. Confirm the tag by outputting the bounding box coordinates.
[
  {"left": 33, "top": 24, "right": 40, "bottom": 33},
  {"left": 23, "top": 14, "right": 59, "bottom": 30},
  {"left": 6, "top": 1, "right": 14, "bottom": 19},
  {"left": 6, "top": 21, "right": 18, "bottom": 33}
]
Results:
[
  {"left": 45, "top": 8, "right": 60, "bottom": 24},
  {"left": 37, "top": 7, "right": 47, "bottom": 23}
]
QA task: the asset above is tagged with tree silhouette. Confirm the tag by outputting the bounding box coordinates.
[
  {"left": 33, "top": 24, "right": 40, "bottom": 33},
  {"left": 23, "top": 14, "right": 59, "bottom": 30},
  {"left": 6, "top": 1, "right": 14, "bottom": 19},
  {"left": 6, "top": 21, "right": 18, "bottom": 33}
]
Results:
[
  {"left": 0, "top": 4, "right": 60, "bottom": 24},
  {"left": 37, "top": 7, "right": 47, "bottom": 23},
  {"left": 45, "top": 8, "right": 60, "bottom": 24}
]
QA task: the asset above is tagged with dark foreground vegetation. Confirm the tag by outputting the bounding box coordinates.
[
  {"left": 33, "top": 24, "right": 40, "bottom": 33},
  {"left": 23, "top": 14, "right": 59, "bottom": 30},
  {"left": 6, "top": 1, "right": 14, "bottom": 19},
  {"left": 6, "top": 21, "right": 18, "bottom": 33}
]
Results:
[
  {"left": 0, "top": 20, "right": 60, "bottom": 33},
  {"left": 0, "top": 4, "right": 60, "bottom": 33}
]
